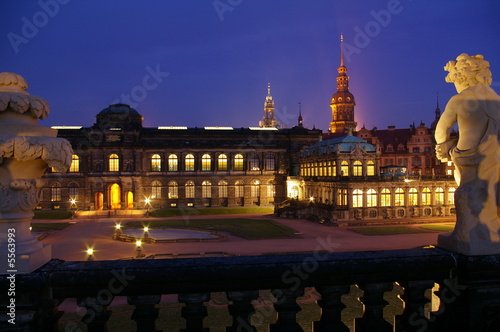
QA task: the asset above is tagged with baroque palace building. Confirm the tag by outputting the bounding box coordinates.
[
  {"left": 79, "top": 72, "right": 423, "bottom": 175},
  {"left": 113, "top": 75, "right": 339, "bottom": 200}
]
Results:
[
  {"left": 40, "top": 37, "right": 456, "bottom": 220},
  {"left": 285, "top": 38, "right": 457, "bottom": 220}
]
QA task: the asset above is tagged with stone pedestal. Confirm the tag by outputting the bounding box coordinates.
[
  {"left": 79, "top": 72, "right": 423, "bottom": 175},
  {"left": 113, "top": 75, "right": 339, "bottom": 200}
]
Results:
[{"left": 0, "top": 72, "right": 72, "bottom": 274}]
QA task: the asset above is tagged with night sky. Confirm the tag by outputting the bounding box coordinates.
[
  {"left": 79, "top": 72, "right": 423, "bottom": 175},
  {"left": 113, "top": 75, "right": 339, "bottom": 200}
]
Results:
[{"left": 2, "top": 1, "right": 500, "bottom": 132}]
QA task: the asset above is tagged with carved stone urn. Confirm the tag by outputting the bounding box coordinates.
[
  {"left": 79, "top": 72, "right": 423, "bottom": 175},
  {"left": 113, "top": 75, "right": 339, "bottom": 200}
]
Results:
[{"left": 0, "top": 72, "right": 73, "bottom": 273}]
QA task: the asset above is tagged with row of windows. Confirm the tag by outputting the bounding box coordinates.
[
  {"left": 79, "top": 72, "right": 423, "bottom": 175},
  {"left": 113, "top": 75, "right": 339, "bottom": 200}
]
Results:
[
  {"left": 300, "top": 160, "right": 375, "bottom": 177},
  {"left": 348, "top": 187, "right": 456, "bottom": 208},
  {"left": 150, "top": 180, "right": 274, "bottom": 199},
  {"left": 67, "top": 153, "right": 277, "bottom": 173}
]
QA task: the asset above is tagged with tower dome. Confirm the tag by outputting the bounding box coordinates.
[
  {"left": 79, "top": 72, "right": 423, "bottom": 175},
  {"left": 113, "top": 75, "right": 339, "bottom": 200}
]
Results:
[{"left": 95, "top": 103, "right": 143, "bottom": 130}]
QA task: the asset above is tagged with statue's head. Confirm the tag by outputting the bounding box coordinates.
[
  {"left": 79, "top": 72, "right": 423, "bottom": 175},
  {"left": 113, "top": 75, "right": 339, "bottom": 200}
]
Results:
[{"left": 444, "top": 53, "right": 492, "bottom": 92}]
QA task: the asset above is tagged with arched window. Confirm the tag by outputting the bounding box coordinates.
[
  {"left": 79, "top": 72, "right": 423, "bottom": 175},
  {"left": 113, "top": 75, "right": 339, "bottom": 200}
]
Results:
[
  {"left": 367, "top": 189, "right": 377, "bottom": 207},
  {"left": 352, "top": 189, "right": 363, "bottom": 208},
  {"left": 168, "top": 154, "right": 178, "bottom": 172},
  {"left": 250, "top": 155, "right": 260, "bottom": 171},
  {"left": 337, "top": 188, "right": 347, "bottom": 206},
  {"left": 265, "top": 154, "right": 276, "bottom": 170},
  {"left": 218, "top": 154, "right": 228, "bottom": 171},
  {"left": 201, "top": 154, "right": 211, "bottom": 171},
  {"left": 109, "top": 154, "right": 119, "bottom": 172},
  {"left": 408, "top": 188, "right": 418, "bottom": 206},
  {"left": 51, "top": 183, "right": 61, "bottom": 201},
  {"left": 395, "top": 188, "right": 404, "bottom": 206},
  {"left": 185, "top": 181, "right": 195, "bottom": 198},
  {"left": 218, "top": 180, "right": 228, "bottom": 198},
  {"left": 435, "top": 187, "right": 444, "bottom": 205},
  {"left": 69, "top": 155, "right": 80, "bottom": 172},
  {"left": 151, "top": 154, "right": 161, "bottom": 172},
  {"left": 381, "top": 189, "right": 391, "bottom": 207},
  {"left": 341, "top": 161, "right": 349, "bottom": 176},
  {"left": 448, "top": 187, "right": 456, "bottom": 205},
  {"left": 235, "top": 180, "right": 244, "bottom": 197},
  {"left": 422, "top": 188, "right": 431, "bottom": 205},
  {"left": 185, "top": 154, "right": 195, "bottom": 171},
  {"left": 367, "top": 160, "right": 375, "bottom": 176},
  {"left": 202, "top": 181, "right": 211, "bottom": 198},
  {"left": 151, "top": 180, "right": 162, "bottom": 199},
  {"left": 68, "top": 182, "right": 79, "bottom": 200},
  {"left": 168, "top": 181, "right": 178, "bottom": 199},
  {"left": 251, "top": 180, "right": 260, "bottom": 197},
  {"left": 234, "top": 154, "right": 244, "bottom": 171},
  {"left": 353, "top": 160, "right": 363, "bottom": 176}
]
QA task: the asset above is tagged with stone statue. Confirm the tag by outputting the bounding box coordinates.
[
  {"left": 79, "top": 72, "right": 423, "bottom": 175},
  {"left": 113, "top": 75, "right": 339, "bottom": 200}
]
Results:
[
  {"left": 0, "top": 72, "right": 73, "bottom": 272},
  {"left": 435, "top": 53, "right": 500, "bottom": 255}
]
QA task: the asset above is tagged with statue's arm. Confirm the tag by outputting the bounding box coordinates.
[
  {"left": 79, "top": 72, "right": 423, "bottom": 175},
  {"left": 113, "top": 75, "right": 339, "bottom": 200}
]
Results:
[{"left": 434, "top": 97, "right": 460, "bottom": 161}]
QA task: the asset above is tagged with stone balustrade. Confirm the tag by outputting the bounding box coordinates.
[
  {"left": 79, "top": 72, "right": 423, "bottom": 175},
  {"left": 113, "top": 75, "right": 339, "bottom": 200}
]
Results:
[{"left": 1, "top": 247, "right": 500, "bottom": 331}]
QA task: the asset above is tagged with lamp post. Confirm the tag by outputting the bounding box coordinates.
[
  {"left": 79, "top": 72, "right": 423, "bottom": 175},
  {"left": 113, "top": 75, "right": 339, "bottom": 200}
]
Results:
[
  {"left": 136, "top": 240, "right": 143, "bottom": 258},
  {"left": 145, "top": 197, "right": 151, "bottom": 217},
  {"left": 113, "top": 223, "right": 122, "bottom": 239},
  {"left": 86, "top": 248, "right": 94, "bottom": 261},
  {"left": 143, "top": 226, "right": 149, "bottom": 241}
]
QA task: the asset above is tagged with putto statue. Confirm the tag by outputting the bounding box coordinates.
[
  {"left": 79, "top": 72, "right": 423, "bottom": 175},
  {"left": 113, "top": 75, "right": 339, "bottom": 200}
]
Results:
[{"left": 435, "top": 54, "right": 500, "bottom": 255}]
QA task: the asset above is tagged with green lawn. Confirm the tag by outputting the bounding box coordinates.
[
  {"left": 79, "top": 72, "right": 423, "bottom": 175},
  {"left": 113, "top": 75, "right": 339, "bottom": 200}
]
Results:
[
  {"left": 349, "top": 226, "right": 432, "bottom": 236},
  {"left": 123, "top": 218, "right": 298, "bottom": 240},
  {"left": 419, "top": 224, "right": 455, "bottom": 232},
  {"left": 148, "top": 206, "right": 274, "bottom": 218},
  {"left": 31, "top": 222, "right": 72, "bottom": 232}
]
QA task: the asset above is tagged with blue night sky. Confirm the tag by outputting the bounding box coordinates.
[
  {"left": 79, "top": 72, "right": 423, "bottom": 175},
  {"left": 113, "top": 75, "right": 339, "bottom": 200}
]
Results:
[{"left": 2, "top": 1, "right": 500, "bottom": 131}]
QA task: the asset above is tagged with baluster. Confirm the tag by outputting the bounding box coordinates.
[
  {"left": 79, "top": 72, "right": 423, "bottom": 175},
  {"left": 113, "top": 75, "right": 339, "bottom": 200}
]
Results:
[
  {"left": 395, "top": 280, "right": 434, "bottom": 332},
  {"left": 314, "top": 285, "right": 350, "bottom": 332},
  {"left": 38, "top": 298, "right": 64, "bottom": 331},
  {"left": 226, "top": 290, "right": 259, "bottom": 332},
  {"left": 270, "top": 288, "right": 304, "bottom": 332},
  {"left": 355, "top": 282, "right": 393, "bottom": 332},
  {"left": 178, "top": 293, "right": 210, "bottom": 332},
  {"left": 128, "top": 295, "right": 161, "bottom": 332},
  {"left": 77, "top": 296, "right": 113, "bottom": 332}
]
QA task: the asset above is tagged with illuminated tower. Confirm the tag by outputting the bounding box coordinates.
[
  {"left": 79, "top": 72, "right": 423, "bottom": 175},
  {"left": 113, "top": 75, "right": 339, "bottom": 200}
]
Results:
[
  {"left": 259, "top": 83, "right": 280, "bottom": 128},
  {"left": 329, "top": 35, "right": 357, "bottom": 134}
]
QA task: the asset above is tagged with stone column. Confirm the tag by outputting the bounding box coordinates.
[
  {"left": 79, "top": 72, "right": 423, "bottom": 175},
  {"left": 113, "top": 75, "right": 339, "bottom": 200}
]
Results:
[{"left": 0, "top": 72, "right": 73, "bottom": 273}]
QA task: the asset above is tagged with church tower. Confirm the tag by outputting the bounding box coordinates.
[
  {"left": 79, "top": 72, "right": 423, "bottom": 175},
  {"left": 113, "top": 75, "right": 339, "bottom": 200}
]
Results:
[
  {"left": 329, "top": 35, "right": 357, "bottom": 134},
  {"left": 259, "top": 83, "right": 280, "bottom": 128}
]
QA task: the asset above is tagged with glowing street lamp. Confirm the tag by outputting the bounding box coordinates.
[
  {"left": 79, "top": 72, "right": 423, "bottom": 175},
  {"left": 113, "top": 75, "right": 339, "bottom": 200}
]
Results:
[
  {"left": 144, "top": 197, "right": 151, "bottom": 216},
  {"left": 136, "top": 240, "right": 143, "bottom": 258},
  {"left": 86, "top": 248, "right": 94, "bottom": 261},
  {"left": 143, "top": 226, "right": 150, "bottom": 240}
]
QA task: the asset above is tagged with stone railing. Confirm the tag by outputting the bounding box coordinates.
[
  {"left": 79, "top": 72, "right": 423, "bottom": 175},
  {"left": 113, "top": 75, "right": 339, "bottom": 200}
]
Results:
[{"left": 1, "top": 247, "right": 500, "bottom": 331}]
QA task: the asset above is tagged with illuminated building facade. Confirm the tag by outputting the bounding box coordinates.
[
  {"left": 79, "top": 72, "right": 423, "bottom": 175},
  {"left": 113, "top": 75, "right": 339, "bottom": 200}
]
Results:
[{"left": 40, "top": 104, "right": 320, "bottom": 210}]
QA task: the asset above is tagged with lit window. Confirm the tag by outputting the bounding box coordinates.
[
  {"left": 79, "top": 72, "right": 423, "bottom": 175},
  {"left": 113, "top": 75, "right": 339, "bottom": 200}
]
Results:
[
  {"left": 235, "top": 180, "right": 244, "bottom": 197},
  {"left": 51, "top": 183, "right": 61, "bottom": 201},
  {"left": 265, "top": 154, "right": 276, "bottom": 170},
  {"left": 267, "top": 183, "right": 275, "bottom": 198},
  {"left": 341, "top": 161, "right": 349, "bottom": 176},
  {"left": 185, "top": 154, "right": 195, "bottom": 171},
  {"left": 353, "top": 161, "right": 362, "bottom": 176},
  {"left": 448, "top": 187, "right": 456, "bottom": 205},
  {"left": 251, "top": 180, "right": 260, "bottom": 197},
  {"left": 218, "top": 180, "right": 228, "bottom": 198},
  {"left": 234, "top": 154, "right": 244, "bottom": 171},
  {"left": 109, "top": 154, "right": 119, "bottom": 172},
  {"left": 168, "top": 181, "right": 178, "bottom": 199},
  {"left": 202, "top": 181, "right": 211, "bottom": 198},
  {"left": 395, "top": 188, "right": 404, "bottom": 206},
  {"left": 381, "top": 189, "right": 391, "bottom": 207},
  {"left": 151, "top": 154, "right": 161, "bottom": 172},
  {"left": 69, "top": 155, "right": 80, "bottom": 172},
  {"left": 185, "top": 181, "right": 195, "bottom": 198},
  {"left": 218, "top": 154, "right": 228, "bottom": 171},
  {"left": 352, "top": 189, "right": 363, "bottom": 208},
  {"left": 168, "top": 154, "right": 178, "bottom": 172},
  {"left": 435, "top": 187, "right": 444, "bottom": 205},
  {"left": 422, "top": 188, "right": 431, "bottom": 205},
  {"left": 367, "top": 160, "right": 375, "bottom": 176},
  {"left": 367, "top": 189, "right": 377, "bottom": 207},
  {"left": 337, "top": 189, "right": 347, "bottom": 206},
  {"left": 151, "top": 180, "right": 162, "bottom": 199},
  {"left": 250, "top": 155, "right": 260, "bottom": 171},
  {"left": 408, "top": 188, "right": 418, "bottom": 206},
  {"left": 201, "top": 154, "right": 211, "bottom": 171},
  {"left": 331, "top": 161, "right": 337, "bottom": 176}
]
